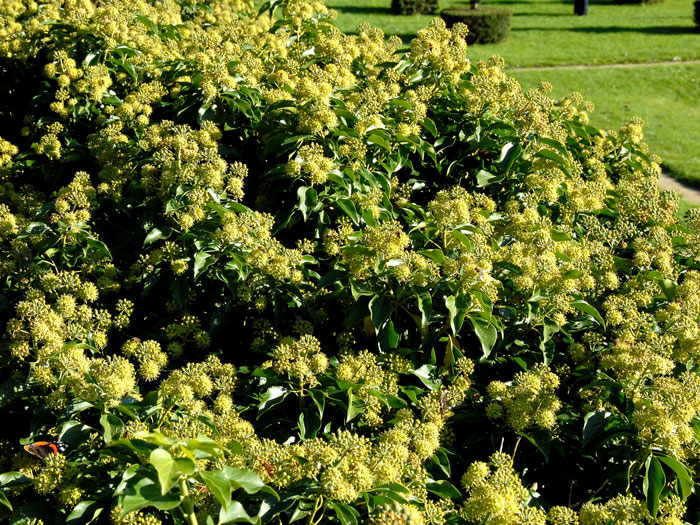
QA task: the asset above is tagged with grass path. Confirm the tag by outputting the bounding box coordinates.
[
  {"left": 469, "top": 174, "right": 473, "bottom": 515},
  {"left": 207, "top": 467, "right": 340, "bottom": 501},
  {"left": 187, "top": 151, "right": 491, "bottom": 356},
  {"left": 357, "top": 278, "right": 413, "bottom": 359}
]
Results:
[{"left": 659, "top": 173, "right": 700, "bottom": 205}]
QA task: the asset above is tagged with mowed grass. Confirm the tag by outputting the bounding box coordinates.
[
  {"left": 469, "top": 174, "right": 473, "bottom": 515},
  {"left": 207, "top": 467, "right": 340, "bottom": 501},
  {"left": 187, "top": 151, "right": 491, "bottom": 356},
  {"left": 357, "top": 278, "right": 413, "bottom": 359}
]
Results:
[
  {"left": 511, "top": 64, "right": 700, "bottom": 186},
  {"left": 326, "top": 0, "right": 700, "bottom": 186},
  {"left": 326, "top": 0, "right": 700, "bottom": 67}
]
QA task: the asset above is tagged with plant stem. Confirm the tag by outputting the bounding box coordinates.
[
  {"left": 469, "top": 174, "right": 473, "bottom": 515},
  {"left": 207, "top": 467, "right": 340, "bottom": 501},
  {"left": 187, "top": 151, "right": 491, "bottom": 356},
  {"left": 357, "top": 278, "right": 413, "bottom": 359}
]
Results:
[
  {"left": 307, "top": 494, "right": 324, "bottom": 525},
  {"left": 179, "top": 478, "right": 198, "bottom": 525}
]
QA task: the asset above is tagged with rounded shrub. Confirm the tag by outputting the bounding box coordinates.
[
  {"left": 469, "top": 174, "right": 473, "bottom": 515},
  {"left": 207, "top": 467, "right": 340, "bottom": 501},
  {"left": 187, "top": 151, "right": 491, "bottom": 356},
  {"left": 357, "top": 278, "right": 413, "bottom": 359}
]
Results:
[
  {"left": 391, "top": 0, "right": 439, "bottom": 15},
  {"left": 1, "top": 0, "right": 700, "bottom": 523},
  {"left": 441, "top": 6, "right": 513, "bottom": 44}
]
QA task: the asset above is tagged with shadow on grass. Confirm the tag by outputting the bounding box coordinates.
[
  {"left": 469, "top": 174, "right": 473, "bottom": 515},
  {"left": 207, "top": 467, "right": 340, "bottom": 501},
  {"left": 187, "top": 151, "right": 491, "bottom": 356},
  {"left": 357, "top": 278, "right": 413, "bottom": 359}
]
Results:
[
  {"left": 332, "top": 5, "right": 395, "bottom": 15},
  {"left": 512, "top": 25, "right": 698, "bottom": 34},
  {"left": 513, "top": 12, "right": 574, "bottom": 16}
]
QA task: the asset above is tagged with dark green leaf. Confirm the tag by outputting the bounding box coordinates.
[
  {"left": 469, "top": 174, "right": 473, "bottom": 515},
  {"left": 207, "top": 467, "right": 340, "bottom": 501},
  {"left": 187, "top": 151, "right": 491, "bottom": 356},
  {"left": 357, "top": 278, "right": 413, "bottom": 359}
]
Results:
[
  {"left": 445, "top": 295, "right": 468, "bottom": 334},
  {"left": 0, "top": 472, "right": 32, "bottom": 488},
  {"left": 422, "top": 117, "right": 437, "bottom": 137},
  {"left": 656, "top": 279, "right": 676, "bottom": 301},
  {"left": 425, "top": 480, "right": 462, "bottom": 500},
  {"left": 143, "top": 227, "right": 170, "bottom": 245},
  {"left": 499, "top": 142, "right": 521, "bottom": 173},
  {"left": 412, "top": 364, "right": 439, "bottom": 390},
  {"left": 258, "top": 386, "right": 288, "bottom": 413},
  {"left": 121, "top": 476, "right": 180, "bottom": 515},
  {"left": 657, "top": 456, "right": 693, "bottom": 500},
  {"left": 418, "top": 249, "right": 446, "bottom": 265},
  {"left": 369, "top": 294, "right": 393, "bottom": 329},
  {"left": 535, "top": 148, "right": 568, "bottom": 166},
  {"left": 329, "top": 500, "right": 359, "bottom": 525},
  {"left": 297, "top": 186, "right": 317, "bottom": 221},
  {"left": 367, "top": 133, "right": 391, "bottom": 151},
  {"left": 219, "top": 500, "right": 259, "bottom": 524},
  {"left": 582, "top": 411, "right": 611, "bottom": 447},
  {"left": 66, "top": 500, "right": 104, "bottom": 525},
  {"left": 221, "top": 467, "right": 265, "bottom": 494},
  {"left": 431, "top": 448, "right": 451, "bottom": 477},
  {"left": 643, "top": 456, "right": 665, "bottom": 518},
  {"left": 194, "top": 251, "right": 213, "bottom": 279},
  {"left": 346, "top": 388, "right": 365, "bottom": 422},
  {"left": 0, "top": 490, "right": 11, "bottom": 512},
  {"left": 150, "top": 449, "right": 179, "bottom": 495},
  {"left": 18, "top": 222, "right": 50, "bottom": 238},
  {"left": 471, "top": 316, "right": 498, "bottom": 360},
  {"left": 571, "top": 300, "right": 606, "bottom": 328},
  {"left": 85, "top": 238, "right": 112, "bottom": 260},
  {"left": 476, "top": 170, "right": 498, "bottom": 187},
  {"left": 200, "top": 470, "right": 231, "bottom": 509}
]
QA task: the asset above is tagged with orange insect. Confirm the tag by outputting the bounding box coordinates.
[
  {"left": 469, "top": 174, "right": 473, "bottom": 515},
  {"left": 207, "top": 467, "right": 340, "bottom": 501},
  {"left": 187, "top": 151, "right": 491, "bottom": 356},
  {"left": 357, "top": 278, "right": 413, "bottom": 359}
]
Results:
[{"left": 261, "top": 459, "right": 276, "bottom": 478}]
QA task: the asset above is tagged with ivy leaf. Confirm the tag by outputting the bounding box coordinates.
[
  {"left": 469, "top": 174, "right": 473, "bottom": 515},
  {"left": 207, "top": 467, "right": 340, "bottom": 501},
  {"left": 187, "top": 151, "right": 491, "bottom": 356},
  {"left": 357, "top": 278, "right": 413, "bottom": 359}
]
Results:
[
  {"left": 186, "top": 435, "right": 228, "bottom": 458},
  {"left": 66, "top": 500, "right": 105, "bottom": 525},
  {"left": 535, "top": 148, "right": 568, "bottom": 166},
  {"left": 0, "top": 471, "right": 32, "bottom": 489},
  {"left": 422, "top": 116, "right": 438, "bottom": 137},
  {"left": 149, "top": 449, "right": 179, "bottom": 495},
  {"left": 121, "top": 476, "right": 180, "bottom": 515},
  {"left": 412, "top": 364, "right": 440, "bottom": 390},
  {"left": 329, "top": 500, "right": 359, "bottom": 525},
  {"left": 0, "top": 490, "right": 11, "bottom": 512},
  {"left": 571, "top": 299, "right": 606, "bottom": 329},
  {"left": 346, "top": 388, "right": 365, "bottom": 422},
  {"left": 143, "top": 227, "right": 170, "bottom": 245},
  {"left": 418, "top": 249, "right": 446, "bottom": 265},
  {"left": 367, "top": 133, "right": 391, "bottom": 151},
  {"left": 221, "top": 467, "right": 265, "bottom": 494},
  {"left": 445, "top": 294, "right": 468, "bottom": 334},
  {"left": 476, "top": 170, "right": 499, "bottom": 187},
  {"left": 193, "top": 251, "right": 213, "bottom": 280},
  {"left": 657, "top": 456, "right": 693, "bottom": 500},
  {"left": 425, "top": 480, "right": 462, "bottom": 500},
  {"left": 499, "top": 142, "right": 521, "bottom": 173},
  {"left": 471, "top": 316, "right": 498, "bottom": 360},
  {"left": 297, "top": 186, "right": 317, "bottom": 221},
  {"left": 17, "top": 222, "right": 50, "bottom": 238},
  {"left": 643, "top": 456, "right": 665, "bottom": 518},
  {"left": 582, "top": 411, "right": 612, "bottom": 447},
  {"left": 258, "top": 386, "right": 288, "bottom": 414},
  {"left": 369, "top": 294, "right": 393, "bottom": 329},
  {"left": 431, "top": 448, "right": 451, "bottom": 477},
  {"left": 200, "top": 470, "right": 231, "bottom": 509},
  {"left": 219, "top": 500, "right": 258, "bottom": 524}
]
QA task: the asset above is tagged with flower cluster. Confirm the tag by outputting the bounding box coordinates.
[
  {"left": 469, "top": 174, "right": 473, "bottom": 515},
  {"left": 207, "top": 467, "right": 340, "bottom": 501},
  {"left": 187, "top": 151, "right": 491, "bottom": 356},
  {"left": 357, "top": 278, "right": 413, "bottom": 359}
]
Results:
[
  {"left": 486, "top": 364, "right": 561, "bottom": 431},
  {"left": 461, "top": 452, "right": 545, "bottom": 524},
  {"left": 2, "top": 0, "right": 700, "bottom": 522}
]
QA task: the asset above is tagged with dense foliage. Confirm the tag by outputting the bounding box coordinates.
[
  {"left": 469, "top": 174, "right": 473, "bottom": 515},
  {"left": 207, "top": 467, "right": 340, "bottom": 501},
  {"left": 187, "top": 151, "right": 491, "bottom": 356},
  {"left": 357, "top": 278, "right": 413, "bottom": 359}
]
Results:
[
  {"left": 441, "top": 7, "right": 512, "bottom": 45},
  {"left": 391, "top": 0, "right": 438, "bottom": 16},
  {"left": 1, "top": 0, "right": 700, "bottom": 523}
]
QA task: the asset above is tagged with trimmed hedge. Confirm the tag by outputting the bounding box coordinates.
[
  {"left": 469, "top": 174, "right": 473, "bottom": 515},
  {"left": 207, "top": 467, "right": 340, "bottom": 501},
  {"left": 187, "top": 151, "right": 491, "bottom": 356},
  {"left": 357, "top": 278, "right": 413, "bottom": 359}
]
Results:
[
  {"left": 441, "top": 6, "right": 512, "bottom": 44},
  {"left": 391, "top": 0, "right": 439, "bottom": 15}
]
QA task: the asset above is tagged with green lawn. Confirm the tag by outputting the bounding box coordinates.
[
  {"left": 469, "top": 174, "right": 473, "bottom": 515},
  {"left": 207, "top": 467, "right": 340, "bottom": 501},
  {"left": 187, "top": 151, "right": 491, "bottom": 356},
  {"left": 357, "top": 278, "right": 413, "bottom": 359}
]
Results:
[
  {"left": 512, "top": 64, "right": 700, "bottom": 185},
  {"left": 326, "top": 0, "right": 700, "bottom": 186},
  {"left": 327, "top": 0, "right": 700, "bottom": 67}
]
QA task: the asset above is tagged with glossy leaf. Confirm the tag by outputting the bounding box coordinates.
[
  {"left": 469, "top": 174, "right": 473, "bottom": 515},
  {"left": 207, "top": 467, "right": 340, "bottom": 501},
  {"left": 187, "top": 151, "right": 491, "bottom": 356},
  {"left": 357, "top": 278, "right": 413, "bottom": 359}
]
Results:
[{"left": 643, "top": 456, "right": 665, "bottom": 518}]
